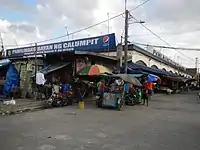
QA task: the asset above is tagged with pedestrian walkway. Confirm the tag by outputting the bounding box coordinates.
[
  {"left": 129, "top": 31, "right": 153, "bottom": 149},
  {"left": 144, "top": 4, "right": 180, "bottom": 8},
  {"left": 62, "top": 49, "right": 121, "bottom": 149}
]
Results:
[{"left": 0, "top": 99, "right": 44, "bottom": 115}]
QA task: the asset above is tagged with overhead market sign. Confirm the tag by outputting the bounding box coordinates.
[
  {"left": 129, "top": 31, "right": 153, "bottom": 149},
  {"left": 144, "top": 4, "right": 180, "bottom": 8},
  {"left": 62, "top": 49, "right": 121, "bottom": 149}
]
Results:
[{"left": 6, "top": 33, "right": 116, "bottom": 58}]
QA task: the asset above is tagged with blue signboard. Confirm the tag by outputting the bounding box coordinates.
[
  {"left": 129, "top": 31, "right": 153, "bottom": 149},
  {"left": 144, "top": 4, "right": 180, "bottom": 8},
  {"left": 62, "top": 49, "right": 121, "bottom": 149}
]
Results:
[{"left": 6, "top": 33, "right": 116, "bottom": 58}]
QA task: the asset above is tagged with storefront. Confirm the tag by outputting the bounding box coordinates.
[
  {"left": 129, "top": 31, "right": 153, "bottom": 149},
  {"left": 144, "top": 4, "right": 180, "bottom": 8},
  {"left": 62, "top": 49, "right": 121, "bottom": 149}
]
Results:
[{"left": 5, "top": 33, "right": 117, "bottom": 97}]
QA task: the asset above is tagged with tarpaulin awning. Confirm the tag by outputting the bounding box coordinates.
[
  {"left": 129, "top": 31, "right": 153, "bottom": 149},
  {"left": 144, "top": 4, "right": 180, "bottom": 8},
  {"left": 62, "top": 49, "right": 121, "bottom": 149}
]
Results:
[
  {"left": 0, "top": 59, "right": 11, "bottom": 68},
  {"left": 147, "top": 74, "right": 160, "bottom": 82},
  {"left": 40, "top": 63, "right": 71, "bottom": 75},
  {"left": 114, "top": 74, "right": 142, "bottom": 87},
  {"left": 116, "top": 63, "right": 184, "bottom": 80},
  {"left": 128, "top": 74, "right": 144, "bottom": 78},
  {"left": 126, "top": 63, "right": 181, "bottom": 78},
  {"left": 127, "top": 63, "right": 169, "bottom": 76},
  {"left": 116, "top": 67, "right": 142, "bottom": 74},
  {"left": 32, "top": 62, "right": 72, "bottom": 77},
  {"left": 164, "top": 76, "right": 187, "bottom": 82}
]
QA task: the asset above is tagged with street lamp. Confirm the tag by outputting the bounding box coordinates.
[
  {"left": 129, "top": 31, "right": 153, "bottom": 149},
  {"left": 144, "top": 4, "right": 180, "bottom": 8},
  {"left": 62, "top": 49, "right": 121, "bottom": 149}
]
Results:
[
  {"left": 129, "top": 20, "right": 145, "bottom": 24},
  {"left": 64, "top": 26, "right": 69, "bottom": 40}
]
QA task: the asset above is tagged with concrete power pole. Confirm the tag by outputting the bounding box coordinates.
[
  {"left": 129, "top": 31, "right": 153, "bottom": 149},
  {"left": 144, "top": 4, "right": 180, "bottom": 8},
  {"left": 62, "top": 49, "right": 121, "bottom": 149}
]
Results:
[
  {"left": 0, "top": 32, "right": 4, "bottom": 56},
  {"left": 195, "top": 57, "right": 199, "bottom": 85},
  {"left": 124, "top": 9, "right": 129, "bottom": 74},
  {"left": 34, "top": 43, "right": 38, "bottom": 100}
]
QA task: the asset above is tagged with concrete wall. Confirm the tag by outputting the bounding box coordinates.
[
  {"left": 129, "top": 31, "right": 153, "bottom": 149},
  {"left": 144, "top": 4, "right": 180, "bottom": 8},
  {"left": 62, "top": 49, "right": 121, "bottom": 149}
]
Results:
[{"left": 13, "top": 59, "right": 43, "bottom": 97}]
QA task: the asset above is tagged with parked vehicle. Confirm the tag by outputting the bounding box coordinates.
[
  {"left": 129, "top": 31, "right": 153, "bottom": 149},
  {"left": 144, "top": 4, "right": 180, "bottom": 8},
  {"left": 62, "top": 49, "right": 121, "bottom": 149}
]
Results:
[
  {"left": 124, "top": 93, "right": 136, "bottom": 106},
  {"left": 95, "top": 93, "right": 103, "bottom": 108},
  {"left": 46, "top": 84, "right": 73, "bottom": 107}
]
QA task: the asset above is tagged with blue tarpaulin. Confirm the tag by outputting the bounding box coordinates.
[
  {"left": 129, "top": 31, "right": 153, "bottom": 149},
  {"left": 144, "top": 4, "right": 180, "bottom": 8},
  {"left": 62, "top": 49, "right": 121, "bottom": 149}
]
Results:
[
  {"left": 147, "top": 74, "right": 160, "bottom": 82},
  {"left": 127, "top": 63, "right": 169, "bottom": 76},
  {"left": 3, "top": 64, "right": 19, "bottom": 97},
  {"left": 115, "top": 66, "right": 142, "bottom": 74},
  {"left": 126, "top": 63, "right": 180, "bottom": 77}
]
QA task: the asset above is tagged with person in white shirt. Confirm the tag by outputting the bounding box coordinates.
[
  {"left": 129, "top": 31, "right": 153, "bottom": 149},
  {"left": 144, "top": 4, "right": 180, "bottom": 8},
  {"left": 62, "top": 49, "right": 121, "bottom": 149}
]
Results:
[
  {"left": 36, "top": 72, "right": 46, "bottom": 85},
  {"left": 36, "top": 71, "right": 46, "bottom": 95}
]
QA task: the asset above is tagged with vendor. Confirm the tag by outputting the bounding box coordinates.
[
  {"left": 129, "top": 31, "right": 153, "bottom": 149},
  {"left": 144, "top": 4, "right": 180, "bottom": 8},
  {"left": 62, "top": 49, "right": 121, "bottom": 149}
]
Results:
[
  {"left": 143, "top": 79, "right": 154, "bottom": 106},
  {"left": 97, "top": 79, "right": 105, "bottom": 97},
  {"left": 129, "top": 84, "right": 135, "bottom": 93}
]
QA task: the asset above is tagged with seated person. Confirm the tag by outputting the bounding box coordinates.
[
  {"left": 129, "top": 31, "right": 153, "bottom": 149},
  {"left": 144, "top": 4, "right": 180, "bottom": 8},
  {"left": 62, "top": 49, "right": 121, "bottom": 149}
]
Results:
[
  {"left": 129, "top": 84, "right": 135, "bottom": 97},
  {"left": 124, "top": 82, "right": 130, "bottom": 94},
  {"left": 61, "top": 82, "right": 72, "bottom": 92}
]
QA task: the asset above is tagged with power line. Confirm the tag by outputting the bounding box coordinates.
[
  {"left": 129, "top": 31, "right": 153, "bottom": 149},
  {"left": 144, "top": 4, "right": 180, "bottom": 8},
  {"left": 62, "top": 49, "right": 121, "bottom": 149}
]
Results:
[
  {"left": 130, "top": 15, "right": 195, "bottom": 61},
  {"left": 4, "top": 0, "right": 151, "bottom": 48},
  {"left": 129, "top": 0, "right": 151, "bottom": 12},
  {"left": 3, "top": 13, "right": 122, "bottom": 47},
  {"left": 133, "top": 42, "right": 200, "bottom": 51},
  {"left": 129, "top": 29, "right": 200, "bottom": 37}
]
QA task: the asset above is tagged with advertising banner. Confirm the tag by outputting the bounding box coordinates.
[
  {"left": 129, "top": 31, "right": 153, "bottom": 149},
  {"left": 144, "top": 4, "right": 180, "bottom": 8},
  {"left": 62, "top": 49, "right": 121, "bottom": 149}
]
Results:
[{"left": 6, "top": 33, "right": 116, "bottom": 58}]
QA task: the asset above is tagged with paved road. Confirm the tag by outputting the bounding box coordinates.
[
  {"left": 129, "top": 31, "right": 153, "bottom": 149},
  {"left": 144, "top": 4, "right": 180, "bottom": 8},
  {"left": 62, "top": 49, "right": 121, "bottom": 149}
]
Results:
[{"left": 0, "top": 92, "right": 200, "bottom": 150}]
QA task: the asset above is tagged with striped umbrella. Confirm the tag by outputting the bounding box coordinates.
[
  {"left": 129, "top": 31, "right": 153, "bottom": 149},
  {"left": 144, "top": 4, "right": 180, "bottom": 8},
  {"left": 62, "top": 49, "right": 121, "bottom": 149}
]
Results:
[{"left": 78, "top": 65, "right": 111, "bottom": 76}]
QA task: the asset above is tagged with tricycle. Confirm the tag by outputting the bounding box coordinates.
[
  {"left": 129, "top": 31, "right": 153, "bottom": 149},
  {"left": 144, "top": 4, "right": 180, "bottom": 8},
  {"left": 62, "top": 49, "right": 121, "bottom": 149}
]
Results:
[{"left": 96, "top": 91, "right": 124, "bottom": 111}]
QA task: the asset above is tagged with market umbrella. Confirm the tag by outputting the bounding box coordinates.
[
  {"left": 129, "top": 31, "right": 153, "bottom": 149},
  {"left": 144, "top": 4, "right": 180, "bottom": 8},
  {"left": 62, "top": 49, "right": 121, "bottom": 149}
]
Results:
[
  {"left": 115, "top": 74, "right": 142, "bottom": 87},
  {"left": 78, "top": 65, "right": 112, "bottom": 76}
]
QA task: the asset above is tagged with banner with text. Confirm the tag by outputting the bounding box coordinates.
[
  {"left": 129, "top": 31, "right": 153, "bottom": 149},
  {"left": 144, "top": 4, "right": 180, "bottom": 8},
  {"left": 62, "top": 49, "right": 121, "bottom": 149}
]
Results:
[{"left": 6, "top": 33, "right": 116, "bottom": 58}]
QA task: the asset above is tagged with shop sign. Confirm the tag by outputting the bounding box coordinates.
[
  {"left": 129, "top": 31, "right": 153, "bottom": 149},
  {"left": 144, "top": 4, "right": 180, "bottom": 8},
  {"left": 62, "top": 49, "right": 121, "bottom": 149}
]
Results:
[{"left": 6, "top": 33, "right": 116, "bottom": 58}]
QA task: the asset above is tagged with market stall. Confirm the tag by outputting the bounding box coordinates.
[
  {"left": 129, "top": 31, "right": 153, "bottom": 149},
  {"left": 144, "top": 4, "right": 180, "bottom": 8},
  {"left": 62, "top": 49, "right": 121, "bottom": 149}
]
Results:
[{"left": 0, "top": 59, "right": 20, "bottom": 98}]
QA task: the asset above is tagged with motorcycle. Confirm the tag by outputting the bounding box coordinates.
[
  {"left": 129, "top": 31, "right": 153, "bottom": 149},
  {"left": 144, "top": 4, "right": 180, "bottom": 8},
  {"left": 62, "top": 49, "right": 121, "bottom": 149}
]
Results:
[
  {"left": 124, "top": 93, "right": 136, "bottom": 106},
  {"left": 95, "top": 93, "right": 103, "bottom": 108},
  {"left": 47, "top": 84, "right": 73, "bottom": 107}
]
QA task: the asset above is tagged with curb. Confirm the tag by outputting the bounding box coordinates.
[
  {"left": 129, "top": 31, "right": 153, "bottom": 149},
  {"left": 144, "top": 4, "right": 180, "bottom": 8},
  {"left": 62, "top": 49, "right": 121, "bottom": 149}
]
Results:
[{"left": 0, "top": 105, "right": 46, "bottom": 116}]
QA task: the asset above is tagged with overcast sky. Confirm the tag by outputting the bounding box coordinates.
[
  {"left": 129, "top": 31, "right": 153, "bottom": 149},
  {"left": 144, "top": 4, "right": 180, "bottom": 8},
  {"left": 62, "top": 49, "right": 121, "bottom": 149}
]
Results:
[{"left": 0, "top": 0, "right": 200, "bottom": 67}]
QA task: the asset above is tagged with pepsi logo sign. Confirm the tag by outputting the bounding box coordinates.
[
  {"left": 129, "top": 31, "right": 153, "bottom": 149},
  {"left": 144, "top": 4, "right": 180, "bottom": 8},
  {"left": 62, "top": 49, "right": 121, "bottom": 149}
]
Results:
[{"left": 103, "top": 36, "right": 109, "bottom": 43}]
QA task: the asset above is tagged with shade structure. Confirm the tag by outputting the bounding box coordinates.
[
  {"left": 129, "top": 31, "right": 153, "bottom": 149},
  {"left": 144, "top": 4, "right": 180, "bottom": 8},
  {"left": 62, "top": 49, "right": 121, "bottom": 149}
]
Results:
[
  {"left": 78, "top": 65, "right": 111, "bottom": 76},
  {"left": 147, "top": 74, "right": 160, "bottom": 82},
  {"left": 41, "top": 63, "right": 71, "bottom": 75},
  {"left": 115, "top": 74, "right": 142, "bottom": 87},
  {"left": 128, "top": 74, "right": 144, "bottom": 78},
  {"left": 0, "top": 59, "right": 11, "bottom": 68},
  {"left": 164, "top": 76, "right": 187, "bottom": 82}
]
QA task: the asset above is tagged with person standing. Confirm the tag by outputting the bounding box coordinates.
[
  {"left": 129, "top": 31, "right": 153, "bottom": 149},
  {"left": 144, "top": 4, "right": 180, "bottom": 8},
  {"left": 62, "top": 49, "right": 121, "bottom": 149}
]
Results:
[
  {"left": 142, "top": 83, "right": 148, "bottom": 106},
  {"left": 36, "top": 71, "right": 46, "bottom": 99},
  {"left": 143, "top": 80, "right": 154, "bottom": 106},
  {"left": 96, "top": 80, "right": 105, "bottom": 107},
  {"left": 97, "top": 80, "right": 105, "bottom": 97}
]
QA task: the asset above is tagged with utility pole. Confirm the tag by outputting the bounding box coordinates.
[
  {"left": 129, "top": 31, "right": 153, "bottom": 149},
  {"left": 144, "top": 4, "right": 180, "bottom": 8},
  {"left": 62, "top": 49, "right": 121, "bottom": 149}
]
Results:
[
  {"left": 65, "top": 26, "right": 69, "bottom": 40},
  {"left": 34, "top": 43, "right": 38, "bottom": 100},
  {"left": 0, "top": 32, "right": 4, "bottom": 56},
  {"left": 124, "top": 9, "right": 129, "bottom": 73},
  {"left": 35, "top": 43, "right": 37, "bottom": 74},
  {"left": 107, "top": 12, "right": 110, "bottom": 56},
  {"left": 195, "top": 57, "right": 199, "bottom": 85}
]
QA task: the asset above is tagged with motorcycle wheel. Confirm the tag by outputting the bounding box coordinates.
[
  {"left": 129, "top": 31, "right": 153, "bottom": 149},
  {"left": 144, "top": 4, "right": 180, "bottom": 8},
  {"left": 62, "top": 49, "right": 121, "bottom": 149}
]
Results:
[
  {"left": 129, "top": 98, "right": 135, "bottom": 106},
  {"left": 117, "top": 98, "right": 124, "bottom": 111},
  {"left": 46, "top": 97, "right": 54, "bottom": 108},
  {"left": 124, "top": 97, "right": 129, "bottom": 105},
  {"left": 96, "top": 99, "right": 100, "bottom": 108},
  {"left": 96, "top": 100, "right": 99, "bottom": 108}
]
